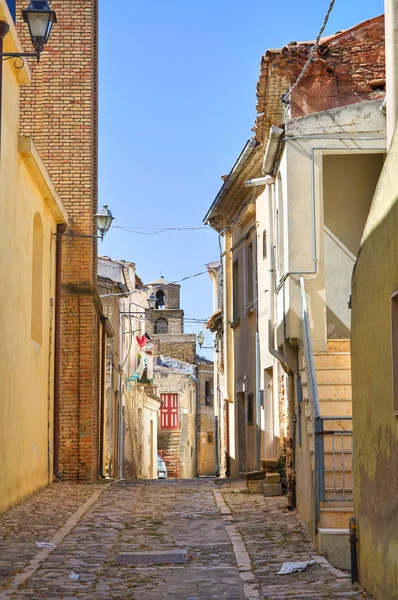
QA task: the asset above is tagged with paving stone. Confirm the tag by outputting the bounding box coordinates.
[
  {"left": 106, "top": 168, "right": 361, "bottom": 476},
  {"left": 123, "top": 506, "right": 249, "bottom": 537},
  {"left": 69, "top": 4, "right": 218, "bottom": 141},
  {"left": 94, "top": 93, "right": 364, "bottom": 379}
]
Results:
[{"left": 0, "top": 480, "right": 373, "bottom": 599}]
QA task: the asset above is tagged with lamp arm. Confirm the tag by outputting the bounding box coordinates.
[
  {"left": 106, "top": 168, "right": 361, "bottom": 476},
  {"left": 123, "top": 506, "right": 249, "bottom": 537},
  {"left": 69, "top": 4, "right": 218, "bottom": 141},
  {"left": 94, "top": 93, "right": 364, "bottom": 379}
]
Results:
[
  {"left": 0, "top": 51, "right": 40, "bottom": 65},
  {"left": 55, "top": 231, "right": 102, "bottom": 240}
]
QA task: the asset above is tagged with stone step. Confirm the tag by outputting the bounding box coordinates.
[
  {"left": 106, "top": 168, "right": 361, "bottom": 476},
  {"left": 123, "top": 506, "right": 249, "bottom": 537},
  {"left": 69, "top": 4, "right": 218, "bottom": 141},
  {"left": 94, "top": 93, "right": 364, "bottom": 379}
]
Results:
[
  {"left": 301, "top": 367, "right": 352, "bottom": 386},
  {"left": 315, "top": 368, "right": 351, "bottom": 385},
  {"left": 327, "top": 339, "right": 350, "bottom": 353},
  {"left": 313, "top": 353, "right": 351, "bottom": 368},
  {"left": 319, "top": 505, "right": 353, "bottom": 529},
  {"left": 303, "top": 400, "right": 352, "bottom": 417},
  {"left": 302, "top": 382, "right": 352, "bottom": 400},
  {"left": 317, "top": 528, "right": 350, "bottom": 570}
]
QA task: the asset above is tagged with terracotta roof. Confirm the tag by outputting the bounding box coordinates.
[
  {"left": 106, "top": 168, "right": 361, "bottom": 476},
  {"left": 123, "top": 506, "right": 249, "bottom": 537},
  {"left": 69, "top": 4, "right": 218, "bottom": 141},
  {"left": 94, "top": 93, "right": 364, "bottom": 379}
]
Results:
[
  {"left": 254, "top": 14, "right": 384, "bottom": 142},
  {"left": 206, "top": 308, "right": 222, "bottom": 333}
]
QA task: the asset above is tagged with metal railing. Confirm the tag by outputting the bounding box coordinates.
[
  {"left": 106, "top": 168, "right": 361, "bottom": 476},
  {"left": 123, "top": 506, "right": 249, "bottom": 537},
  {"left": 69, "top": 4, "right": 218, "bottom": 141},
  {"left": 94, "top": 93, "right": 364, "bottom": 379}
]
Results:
[
  {"left": 319, "top": 417, "right": 353, "bottom": 502},
  {"left": 300, "top": 277, "right": 353, "bottom": 531},
  {"left": 299, "top": 277, "right": 323, "bottom": 527}
]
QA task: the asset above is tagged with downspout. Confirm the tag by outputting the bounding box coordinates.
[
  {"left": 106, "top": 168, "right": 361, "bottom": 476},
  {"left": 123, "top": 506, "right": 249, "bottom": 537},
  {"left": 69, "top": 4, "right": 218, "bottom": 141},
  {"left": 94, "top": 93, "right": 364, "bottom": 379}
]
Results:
[
  {"left": 0, "top": 22, "right": 10, "bottom": 159},
  {"left": 107, "top": 355, "right": 113, "bottom": 477},
  {"left": 254, "top": 232, "right": 261, "bottom": 471},
  {"left": 118, "top": 310, "right": 124, "bottom": 479},
  {"left": 99, "top": 319, "right": 106, "bottom": 478},
  {"left": 245, "top": 126, "right": 291, "bottom": 373},
  {"left": 195, "top": 364, "right": 200, "bottom": 477},
  {"left": 53, "top": 223, "right": 66, "bottom": 480},
  {"left": 214, "top": 385, "right": 220, "bottom": 477},
  {"left": 266, "top": 180, "right": 291, "bottom": 372}
]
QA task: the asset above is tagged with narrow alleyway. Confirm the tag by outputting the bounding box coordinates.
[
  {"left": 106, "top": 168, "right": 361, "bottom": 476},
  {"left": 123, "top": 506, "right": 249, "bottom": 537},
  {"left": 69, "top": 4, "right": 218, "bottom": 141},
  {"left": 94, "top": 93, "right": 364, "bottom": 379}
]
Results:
[{"left": 0, "top": 480, "right": 370, "bottom": 600}]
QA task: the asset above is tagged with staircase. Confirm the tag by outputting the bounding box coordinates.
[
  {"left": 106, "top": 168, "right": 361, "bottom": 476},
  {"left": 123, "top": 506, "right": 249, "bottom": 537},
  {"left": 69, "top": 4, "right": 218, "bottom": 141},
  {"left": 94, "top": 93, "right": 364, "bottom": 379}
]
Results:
[
  {"left": 302, "top": 339, "right": 353, "bottom": 570},
  {"left": 158, "top": 431, "right": 180, "bottom": 478}
]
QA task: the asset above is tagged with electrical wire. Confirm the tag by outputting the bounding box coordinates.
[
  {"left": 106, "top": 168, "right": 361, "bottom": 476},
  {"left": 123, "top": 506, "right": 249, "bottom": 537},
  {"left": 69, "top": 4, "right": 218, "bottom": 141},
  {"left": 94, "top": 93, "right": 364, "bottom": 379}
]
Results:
[
  {"left": 99, "top": 269, "right": 209, "bottom": 299},
  {"left": 112, "top": 226, "right": 210, "bottom": 235},
  {"left": 281, "top": 0, "right": 337, "bottom": 104}
]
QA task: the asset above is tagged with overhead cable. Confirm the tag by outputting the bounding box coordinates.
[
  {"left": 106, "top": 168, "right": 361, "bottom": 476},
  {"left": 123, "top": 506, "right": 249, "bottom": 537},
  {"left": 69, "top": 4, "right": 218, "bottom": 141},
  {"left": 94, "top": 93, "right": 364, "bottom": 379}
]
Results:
[
  {"left": 112, "top": 226, "right": 210, "bottom": 235},
  {"left": 99, "top": 269, "right": 209, "bottom": 299},
  {"left": 281, "top": 0, "right": 337, "bottom": 104}
]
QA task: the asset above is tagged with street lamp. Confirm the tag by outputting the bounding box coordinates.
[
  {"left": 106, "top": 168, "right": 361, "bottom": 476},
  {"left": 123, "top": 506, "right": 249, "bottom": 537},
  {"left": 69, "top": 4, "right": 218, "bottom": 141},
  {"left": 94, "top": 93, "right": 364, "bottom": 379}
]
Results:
[
  {"left": 57, "top": 204, "right": 115, "bottom": 242},
  {"left": 95, "top": 205, "right": 114, "bottom": 241},
  {"left": 0, "top": 1, "right": 57, "bottom": 63},
  {"left": 147, "top": 293, "right": 157, "bottom": 311},
  {"left": 197, "top": 331, "right": 205, "bottom": 349},
  {"left": 22, "top": 0, "right": 57, "bottom": 56}
]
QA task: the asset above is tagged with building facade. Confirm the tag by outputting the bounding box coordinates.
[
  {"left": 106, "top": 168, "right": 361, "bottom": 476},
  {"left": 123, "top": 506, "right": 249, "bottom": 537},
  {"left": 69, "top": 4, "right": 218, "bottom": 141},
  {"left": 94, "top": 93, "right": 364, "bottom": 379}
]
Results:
[
  {"left": 143, "top": 277, "right": 198, "bottom": 478},
  {"left": 0, "top": 0, "right": 68, "bottom": 511},
  {"left": 205, "top": 14, "right": 387, "bottom": 569},
  {"left": 16, "top": 0, "right": 102, "bottom": 482},
  {"left": 196, "top": 359, "right": 216, "bottom": 477},
  {"left": 98, "top": 257, "right": 162, "bottom": 481}
]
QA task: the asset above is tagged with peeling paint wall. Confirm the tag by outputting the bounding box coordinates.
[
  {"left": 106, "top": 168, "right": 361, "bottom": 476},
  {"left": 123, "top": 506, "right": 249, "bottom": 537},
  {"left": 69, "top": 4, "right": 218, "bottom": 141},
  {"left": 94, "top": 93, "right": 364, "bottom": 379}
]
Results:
[{"left": 352, "top": 122, "right": 398, "bottom": 600}]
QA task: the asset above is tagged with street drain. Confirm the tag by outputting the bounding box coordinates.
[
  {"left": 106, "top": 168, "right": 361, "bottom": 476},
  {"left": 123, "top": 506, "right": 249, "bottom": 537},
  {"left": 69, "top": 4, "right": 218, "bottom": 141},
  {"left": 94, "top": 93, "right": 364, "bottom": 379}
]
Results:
[{"left": 116, "top": 550, "right": 187, "bottom": 565}]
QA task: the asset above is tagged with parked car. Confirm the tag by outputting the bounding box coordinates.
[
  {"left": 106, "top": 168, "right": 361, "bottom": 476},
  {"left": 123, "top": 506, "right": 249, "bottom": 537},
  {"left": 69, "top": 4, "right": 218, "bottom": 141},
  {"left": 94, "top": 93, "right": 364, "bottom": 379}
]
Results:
[{"left": 157, "top": 454, "right": 167, "bottom": 479}]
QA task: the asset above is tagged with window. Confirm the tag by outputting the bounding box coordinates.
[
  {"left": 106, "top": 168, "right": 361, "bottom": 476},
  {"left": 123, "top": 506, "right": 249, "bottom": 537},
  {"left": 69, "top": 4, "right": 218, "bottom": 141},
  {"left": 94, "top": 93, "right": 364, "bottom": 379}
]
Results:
[
  {"left": 263, "top": 229, "right": 267, "bottom": 259},
  {"left": 156, "top": 290, "right": 165, "bottom": 309},
  {"left": 232, "top": 259, "right": 239, "bottom": 322},
  {"left": 247, "top": 243, "right": 254, "bottom": 310},
  {"left": 155, "top": 317, "right": 168, "bottom": 334},
  {"left": 205, "top": 380, "right": 212, "bottom": 405},
  {"left": 247, "top": 393, "right": 254, "bottom": 426},
  {"left": 31, "top": 213, "right": 43, "bottom": 344},
  {"left": 207, "top": 433, "right": 213, "bottom": 444}
]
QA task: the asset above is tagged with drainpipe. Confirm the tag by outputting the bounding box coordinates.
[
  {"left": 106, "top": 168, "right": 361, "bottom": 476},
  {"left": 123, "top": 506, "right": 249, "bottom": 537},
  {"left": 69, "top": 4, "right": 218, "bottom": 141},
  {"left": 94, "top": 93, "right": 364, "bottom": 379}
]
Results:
[
  {"left": 265, "top": 180, "right": 291, "bottom": 372},
  {"left": 53, "top": 223, "right": 66, "bottom": 480},
  {"left": 254, "top": 230, "right": 261, "bottom": 471},
  {"left": 107, "top": 355, "right": 113, "bottom": 477},
  {"left": 0, "top": 22, "right": 10, "bottom": 159},
  {"left": 118, "top": 309, "right": 124, "bottom": 479},
  {"left": 99, "top": 320, "right": 106, "bottom": 478}
]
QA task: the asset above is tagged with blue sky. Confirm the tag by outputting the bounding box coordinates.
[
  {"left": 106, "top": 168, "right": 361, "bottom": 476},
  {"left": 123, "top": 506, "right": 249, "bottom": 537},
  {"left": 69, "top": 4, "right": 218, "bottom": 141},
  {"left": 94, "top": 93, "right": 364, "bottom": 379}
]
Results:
[{"left": 98, "top": 0, "right": 384, "bottom": 356}]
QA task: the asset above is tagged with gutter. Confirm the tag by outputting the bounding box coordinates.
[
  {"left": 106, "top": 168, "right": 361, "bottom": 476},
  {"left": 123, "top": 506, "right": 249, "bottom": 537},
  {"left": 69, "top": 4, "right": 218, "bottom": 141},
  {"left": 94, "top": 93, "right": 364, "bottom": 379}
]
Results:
[
  {"left": 53, "top": 223, "right": 67, "bottom": 480},
  {"left": 262, "top": 126, "right": 285, "bottom": 176},
  {"left": 204, "top": 139, "right": 258, "bottom": 228}
]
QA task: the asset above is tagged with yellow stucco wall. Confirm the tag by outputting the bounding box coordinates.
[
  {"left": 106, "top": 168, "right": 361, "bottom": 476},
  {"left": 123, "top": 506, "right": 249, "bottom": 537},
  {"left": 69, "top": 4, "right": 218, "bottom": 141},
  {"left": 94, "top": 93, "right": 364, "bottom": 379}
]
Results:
[
  {"left": 0, "top": 55, "right": 65, "bottom": 511},
  {"left": 352, "top": 124, "right": 398, "bottom": 599}
]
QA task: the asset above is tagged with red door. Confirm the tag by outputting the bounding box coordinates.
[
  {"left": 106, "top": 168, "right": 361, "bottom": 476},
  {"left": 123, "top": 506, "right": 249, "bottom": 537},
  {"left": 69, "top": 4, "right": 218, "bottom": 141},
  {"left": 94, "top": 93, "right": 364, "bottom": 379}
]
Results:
[{"left": 160, "top": 394, "right": 179, "bottom": 429}]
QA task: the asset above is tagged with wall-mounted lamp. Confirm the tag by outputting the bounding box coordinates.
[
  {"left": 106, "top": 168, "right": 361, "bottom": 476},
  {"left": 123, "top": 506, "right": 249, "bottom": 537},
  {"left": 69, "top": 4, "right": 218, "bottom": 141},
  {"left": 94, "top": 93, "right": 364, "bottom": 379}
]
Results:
[
  {"left": 147, "top": 292, "right": 157, "bottom": 311},
  {"left": 0, "top": 1, "right": 57, "bottom": 64},
  {"left": 197, "top": 331, "right": 205, "bottom": 349},
  {"left": 95, "top": 205, "right": 115, "bottom": 241},
  {"left": 58, "top": 205, "right": 115, "bottom": 242},
  {"left": 120, "top": 294, "right": 157, "bottom": 315}
]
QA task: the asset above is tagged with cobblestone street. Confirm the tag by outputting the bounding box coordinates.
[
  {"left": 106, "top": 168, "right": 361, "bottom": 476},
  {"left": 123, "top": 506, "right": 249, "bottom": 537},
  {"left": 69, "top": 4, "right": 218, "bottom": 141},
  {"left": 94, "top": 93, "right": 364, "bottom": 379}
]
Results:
[{"left": 0, "top": 480, "right": 371, "bottom": 600}]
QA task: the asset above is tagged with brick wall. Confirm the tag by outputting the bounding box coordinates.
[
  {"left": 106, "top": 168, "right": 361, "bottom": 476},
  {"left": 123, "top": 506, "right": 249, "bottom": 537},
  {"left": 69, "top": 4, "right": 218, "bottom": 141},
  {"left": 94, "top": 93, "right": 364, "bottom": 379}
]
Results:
[
  {"left": 155, "top": 335, "right": 197, "bottom": 364},
  {"left": 17, "top": 1, "right": 100, "bottom": 481},
  {"left": 291, "top": 18, "right": 385, "bottom": 118},
  {"left": 255, "top": 16, "right": 385, "bottom": 142},
  {"left": 277, "top": 17, "right": 385, "bottom": 119},
  {"left": 159, "top": 283, "right": 181, "bottom": 310}
]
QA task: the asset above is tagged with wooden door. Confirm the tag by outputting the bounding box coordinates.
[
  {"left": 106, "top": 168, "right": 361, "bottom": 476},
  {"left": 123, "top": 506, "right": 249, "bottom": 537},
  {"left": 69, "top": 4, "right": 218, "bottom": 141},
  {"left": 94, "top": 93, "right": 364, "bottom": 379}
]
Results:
[{"left": 160, "top": 394, "right": 179, "bottom": 429}]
